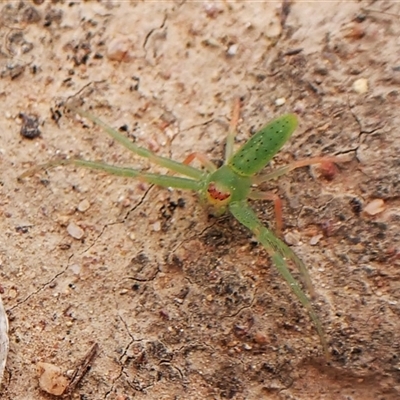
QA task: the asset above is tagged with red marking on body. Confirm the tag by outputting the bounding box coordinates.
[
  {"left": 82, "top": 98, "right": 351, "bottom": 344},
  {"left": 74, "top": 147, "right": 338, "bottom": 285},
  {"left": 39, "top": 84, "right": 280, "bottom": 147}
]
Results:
[{"left": 207, "top": 183, "right": 230, "bottom": 201}]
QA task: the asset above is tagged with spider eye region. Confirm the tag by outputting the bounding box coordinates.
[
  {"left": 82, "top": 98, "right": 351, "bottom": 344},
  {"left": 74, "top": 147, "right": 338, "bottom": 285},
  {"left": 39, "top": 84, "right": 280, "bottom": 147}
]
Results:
[
  {"left": 207, "top": 182, "right": 231, "bottom": 205},
  {"left": 204, "top": 165, "right": 251, "bottom": 207}
]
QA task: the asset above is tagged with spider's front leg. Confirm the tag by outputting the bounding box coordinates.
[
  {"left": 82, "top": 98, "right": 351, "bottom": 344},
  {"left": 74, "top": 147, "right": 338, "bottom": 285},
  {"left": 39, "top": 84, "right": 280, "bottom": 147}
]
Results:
[{"left": 20, "top": 158, "right": 203, "bottom": 191}]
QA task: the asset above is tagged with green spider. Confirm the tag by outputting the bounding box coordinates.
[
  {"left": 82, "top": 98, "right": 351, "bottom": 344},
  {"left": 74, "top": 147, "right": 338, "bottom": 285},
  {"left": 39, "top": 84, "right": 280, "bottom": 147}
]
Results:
[{"left": 23, "top": 99, "right": 343, "bottom": 358}]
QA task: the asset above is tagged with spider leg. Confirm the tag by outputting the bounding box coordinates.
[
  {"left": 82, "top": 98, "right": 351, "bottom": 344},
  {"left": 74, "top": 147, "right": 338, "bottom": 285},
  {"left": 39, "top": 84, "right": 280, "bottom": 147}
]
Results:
[
  {"left": 68, "top": 106, "right": 204, "bottom": 180},
  {"left": 253, "top": 156, "right": 346, "bottom": 184},
  {"left": 20, "top": 159, "right": 202, "bottom": 191},
  {"left": 249, "top": 190, "right": 283, "bottom": 235},
  {"left": 229, "top": 200, "right": 329, "bottom": 358},
  {"left": 182, "top": 152, "right": 217, "bottom": 172},
  {"left": 224, "top": 97, "right": 241, "bottom": 163}
]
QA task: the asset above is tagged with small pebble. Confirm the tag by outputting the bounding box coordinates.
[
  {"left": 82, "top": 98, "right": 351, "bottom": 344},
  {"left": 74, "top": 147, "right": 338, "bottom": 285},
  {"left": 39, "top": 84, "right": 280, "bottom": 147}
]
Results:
[
  {"left": 127, "top": 232, "right": 136, "bottom": 240},
  {"left": 19, "top": 113, "right": 41, "bottom": 139},
  {"left": 310, "top": 234, "right": 323, "bottom": 246},
  {"left": 284, "top": 231, "right": 301, "bottom": 246},
  {"left": 353, "top": 78, "right": 368, "bottom": 94},
  {"left": 203, "top": 3, "right": 223, "bottom": 18},
  {"left": 67, "top": 222, "right": 84, "bottom": 240},
  {"left": 77, "top": 199, "right": 90, "bottom": 212},
  {"left": 364, "top": 198, "right": 385, "bottom": 215},
  {"left": 275, "top": 97, "right": 286, "bottom": 106},
  {"left": 37, "top": 362, "right": 69, "bottom": 396},
  {"left": 254, "top": 332, "right": 268, "bottom": 344},
  {"left": 69, "top": 264, "right": 81, "bottom": 275},
  {"left": 152, "top": 221, "right": 161, "bottom": 232},
  {"left": 107, "top": 36, "right": 133, "bottom": 62},
  {"left": 227, "top": 44, "right": 238, "bottom": 56}
]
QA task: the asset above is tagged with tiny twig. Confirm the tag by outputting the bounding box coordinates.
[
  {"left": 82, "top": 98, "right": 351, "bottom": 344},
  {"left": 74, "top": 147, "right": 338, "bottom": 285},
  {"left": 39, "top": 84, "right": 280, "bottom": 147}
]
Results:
[{"left": 62, "top": 343, "right": 99, "bottom": 398}]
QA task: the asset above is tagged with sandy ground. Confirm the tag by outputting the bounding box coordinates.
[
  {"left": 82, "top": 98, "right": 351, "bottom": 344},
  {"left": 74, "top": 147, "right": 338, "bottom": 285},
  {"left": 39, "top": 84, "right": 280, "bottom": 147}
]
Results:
[{"left": 1, "top": 1, "right": 400, "bottom": 399}]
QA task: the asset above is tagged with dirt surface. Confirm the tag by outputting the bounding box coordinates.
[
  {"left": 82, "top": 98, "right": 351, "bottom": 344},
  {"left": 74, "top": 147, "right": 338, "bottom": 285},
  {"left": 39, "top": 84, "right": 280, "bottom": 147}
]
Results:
[{"left": 1, "top": 1, "right": 400, "bottom": 399}]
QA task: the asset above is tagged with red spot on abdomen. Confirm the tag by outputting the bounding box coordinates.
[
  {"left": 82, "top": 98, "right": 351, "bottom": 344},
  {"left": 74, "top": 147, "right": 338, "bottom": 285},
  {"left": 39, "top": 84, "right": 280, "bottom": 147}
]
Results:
[{"left": 207, "top": 183, "right": 230, "bottom": 201}]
